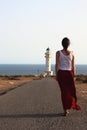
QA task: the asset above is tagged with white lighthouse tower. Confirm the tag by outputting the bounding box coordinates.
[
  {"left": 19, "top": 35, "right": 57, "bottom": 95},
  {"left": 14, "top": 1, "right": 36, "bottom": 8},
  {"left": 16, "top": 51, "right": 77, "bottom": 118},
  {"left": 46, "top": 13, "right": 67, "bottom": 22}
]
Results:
[{"left": 45, "top": 48, "right": 53, "bottom": 76}]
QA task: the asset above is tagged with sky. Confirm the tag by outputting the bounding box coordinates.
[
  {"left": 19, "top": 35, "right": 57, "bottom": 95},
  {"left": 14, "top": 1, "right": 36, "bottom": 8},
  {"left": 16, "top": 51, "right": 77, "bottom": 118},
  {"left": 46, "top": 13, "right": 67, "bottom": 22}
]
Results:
[{"left": 0, "top": 0, "right": 87, "bottom": 64}]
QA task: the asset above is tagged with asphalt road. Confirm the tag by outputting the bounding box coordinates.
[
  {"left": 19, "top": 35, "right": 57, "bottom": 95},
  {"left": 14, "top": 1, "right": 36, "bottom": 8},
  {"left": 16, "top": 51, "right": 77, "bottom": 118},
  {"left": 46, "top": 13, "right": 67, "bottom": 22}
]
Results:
[{"left": 0, "top": 78, "right": 87, "bottom": 130}]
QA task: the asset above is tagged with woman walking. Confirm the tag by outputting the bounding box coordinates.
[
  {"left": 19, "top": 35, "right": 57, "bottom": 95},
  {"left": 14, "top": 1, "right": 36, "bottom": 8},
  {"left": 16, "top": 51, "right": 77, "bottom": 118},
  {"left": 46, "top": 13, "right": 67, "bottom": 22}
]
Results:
[{"left": 55, "top": 37, "right": 81, "bottom": 116}]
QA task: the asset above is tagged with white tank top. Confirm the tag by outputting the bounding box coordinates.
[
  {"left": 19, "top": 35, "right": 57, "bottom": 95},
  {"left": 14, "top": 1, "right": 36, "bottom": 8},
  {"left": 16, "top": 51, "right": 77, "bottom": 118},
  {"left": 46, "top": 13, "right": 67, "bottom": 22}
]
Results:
[{"left": 59, "top": 50, "right": 73, "bottom": 70}]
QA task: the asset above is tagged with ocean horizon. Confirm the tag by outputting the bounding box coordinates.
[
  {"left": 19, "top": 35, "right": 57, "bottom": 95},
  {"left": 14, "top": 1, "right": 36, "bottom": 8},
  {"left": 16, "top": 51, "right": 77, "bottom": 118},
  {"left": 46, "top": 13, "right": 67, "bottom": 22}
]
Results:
[{"left": 0, "top": 64, "right": 87, "bottom": 76}]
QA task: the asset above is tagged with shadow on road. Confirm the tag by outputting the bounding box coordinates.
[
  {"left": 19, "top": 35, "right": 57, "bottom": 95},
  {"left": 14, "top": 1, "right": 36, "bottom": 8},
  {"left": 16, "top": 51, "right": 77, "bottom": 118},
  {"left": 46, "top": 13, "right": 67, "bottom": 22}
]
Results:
[{"left": 0, "top": 113, "right": 64, "bottom": 118}]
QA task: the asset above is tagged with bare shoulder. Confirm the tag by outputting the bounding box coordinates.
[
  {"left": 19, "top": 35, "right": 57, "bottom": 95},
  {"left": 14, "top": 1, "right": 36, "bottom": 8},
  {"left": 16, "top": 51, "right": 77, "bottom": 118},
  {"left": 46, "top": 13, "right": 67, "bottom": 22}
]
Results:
[
  {"left": 56, "top": 51, "right": 60, "bottom": 56},
  {"left": 71, "top": 51, "right": 75, "bottom": 60},
  {"left": 71, "top": 51, "right": 75, "bottom": 56}
]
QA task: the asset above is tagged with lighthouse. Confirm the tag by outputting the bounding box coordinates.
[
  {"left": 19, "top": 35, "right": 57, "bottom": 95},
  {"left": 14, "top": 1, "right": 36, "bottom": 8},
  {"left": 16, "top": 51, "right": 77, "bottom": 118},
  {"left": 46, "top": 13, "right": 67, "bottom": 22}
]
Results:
[{"left": 45, "top": 48, "right": 53, "bottom": 76}]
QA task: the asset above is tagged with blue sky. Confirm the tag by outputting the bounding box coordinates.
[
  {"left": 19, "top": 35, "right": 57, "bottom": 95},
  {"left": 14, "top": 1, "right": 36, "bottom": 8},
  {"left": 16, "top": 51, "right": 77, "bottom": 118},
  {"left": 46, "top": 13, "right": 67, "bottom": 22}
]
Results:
[{"left": 0, "top": 0, "right": 87, "bottom": 64}]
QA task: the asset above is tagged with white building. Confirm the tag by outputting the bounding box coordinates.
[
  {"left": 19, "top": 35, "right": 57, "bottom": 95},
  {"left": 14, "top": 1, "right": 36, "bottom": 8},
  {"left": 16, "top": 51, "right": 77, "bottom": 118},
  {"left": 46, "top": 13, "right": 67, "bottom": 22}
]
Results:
[{"left": 44, "top": 48, "right": 53, "bottom": 76}]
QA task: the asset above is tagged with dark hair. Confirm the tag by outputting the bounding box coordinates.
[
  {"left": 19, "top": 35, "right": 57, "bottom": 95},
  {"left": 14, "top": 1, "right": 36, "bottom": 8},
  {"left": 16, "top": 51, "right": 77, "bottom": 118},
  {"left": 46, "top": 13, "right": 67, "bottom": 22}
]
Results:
[{"left": 62, "top": 37, "right": 70, "bottom": 51}]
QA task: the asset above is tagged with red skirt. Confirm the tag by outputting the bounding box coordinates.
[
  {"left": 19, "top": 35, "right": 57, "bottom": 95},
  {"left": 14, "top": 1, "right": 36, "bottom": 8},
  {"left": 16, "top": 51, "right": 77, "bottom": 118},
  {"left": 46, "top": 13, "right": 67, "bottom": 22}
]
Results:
[{"left": 57, "top": 70, "right": 81, "bottom": 110}]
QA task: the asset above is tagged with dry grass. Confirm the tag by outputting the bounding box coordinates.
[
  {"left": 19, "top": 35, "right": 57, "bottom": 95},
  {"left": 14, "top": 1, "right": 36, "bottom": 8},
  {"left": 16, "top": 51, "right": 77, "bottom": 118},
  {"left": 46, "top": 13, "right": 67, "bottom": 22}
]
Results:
[
  {"left": 76, "top": 75, "right": 87, "bottom": 83},
  {"left": 0, "top": 75, "right": 41, "bottom": 94}
]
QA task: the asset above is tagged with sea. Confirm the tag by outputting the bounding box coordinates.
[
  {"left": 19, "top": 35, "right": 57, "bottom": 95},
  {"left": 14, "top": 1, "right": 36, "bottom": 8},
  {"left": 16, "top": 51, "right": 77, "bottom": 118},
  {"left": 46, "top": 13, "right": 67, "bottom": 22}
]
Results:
[{"left": 0, "top": 64, "right": 87, "bottom": 76}]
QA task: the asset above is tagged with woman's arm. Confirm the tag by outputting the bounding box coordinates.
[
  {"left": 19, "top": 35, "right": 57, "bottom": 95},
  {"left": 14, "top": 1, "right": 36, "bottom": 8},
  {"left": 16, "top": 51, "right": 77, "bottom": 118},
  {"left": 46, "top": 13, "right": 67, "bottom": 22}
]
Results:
[
  {"left": 72, "top": 52, "right": 76, "bottom": 76},
  {"left": 55, "top": 51, "right": 60, "bottom": 79}
]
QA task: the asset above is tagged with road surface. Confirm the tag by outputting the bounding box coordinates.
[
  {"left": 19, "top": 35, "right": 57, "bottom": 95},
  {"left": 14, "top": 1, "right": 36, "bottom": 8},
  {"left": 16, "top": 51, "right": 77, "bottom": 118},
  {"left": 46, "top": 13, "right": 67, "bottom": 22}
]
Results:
[{"left": 0, "top": 78, "right": 87, "bottom": 130}]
